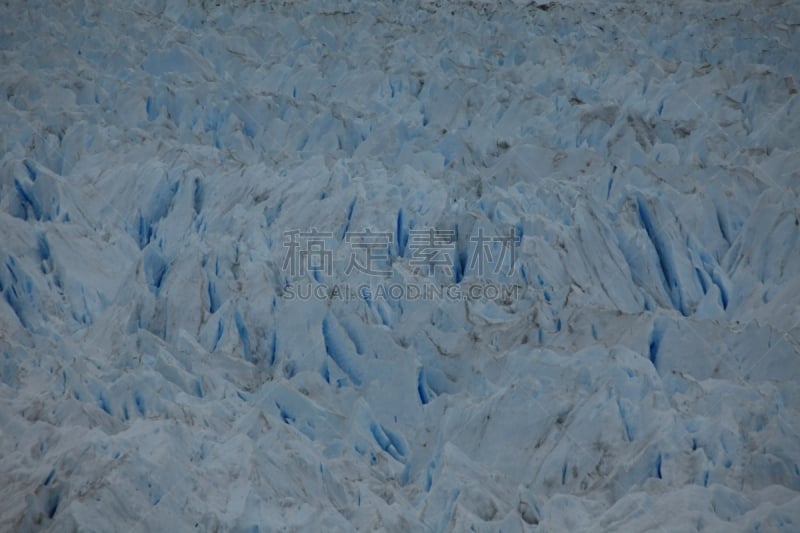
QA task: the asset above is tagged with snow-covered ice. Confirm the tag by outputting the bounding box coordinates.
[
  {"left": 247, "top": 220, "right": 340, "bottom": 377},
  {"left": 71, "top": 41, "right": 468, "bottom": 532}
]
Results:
[{"left": 1, "top": 0, "right": 799, "bottom": 530}]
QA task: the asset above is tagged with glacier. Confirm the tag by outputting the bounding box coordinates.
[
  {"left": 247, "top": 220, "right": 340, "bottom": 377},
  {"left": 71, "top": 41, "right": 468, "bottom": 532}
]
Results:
[{"left": 1, "top": 0, "right": 799, "bottom": 530}]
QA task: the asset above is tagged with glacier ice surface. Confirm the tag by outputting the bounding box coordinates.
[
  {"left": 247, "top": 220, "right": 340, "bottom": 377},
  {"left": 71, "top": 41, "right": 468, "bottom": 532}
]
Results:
[{"left": 1, "top": 0, "right": 799, "bottom": 530}]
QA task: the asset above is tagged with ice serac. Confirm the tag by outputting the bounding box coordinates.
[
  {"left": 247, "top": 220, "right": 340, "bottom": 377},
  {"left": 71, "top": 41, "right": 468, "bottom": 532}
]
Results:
[{"left": 0, "top": 0, "right": 799, "bottom": 531}]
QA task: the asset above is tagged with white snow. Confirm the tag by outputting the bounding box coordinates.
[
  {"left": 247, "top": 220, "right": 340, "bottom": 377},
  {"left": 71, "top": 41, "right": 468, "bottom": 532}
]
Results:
[{"left": 1, "top": 0, "right": 799, "bottom": 530}]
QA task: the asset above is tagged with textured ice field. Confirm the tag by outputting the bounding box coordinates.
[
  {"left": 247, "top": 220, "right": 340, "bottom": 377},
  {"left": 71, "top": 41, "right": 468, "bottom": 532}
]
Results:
[{"left": 1, "top": 0, "right": 800, "bottom": 530}]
